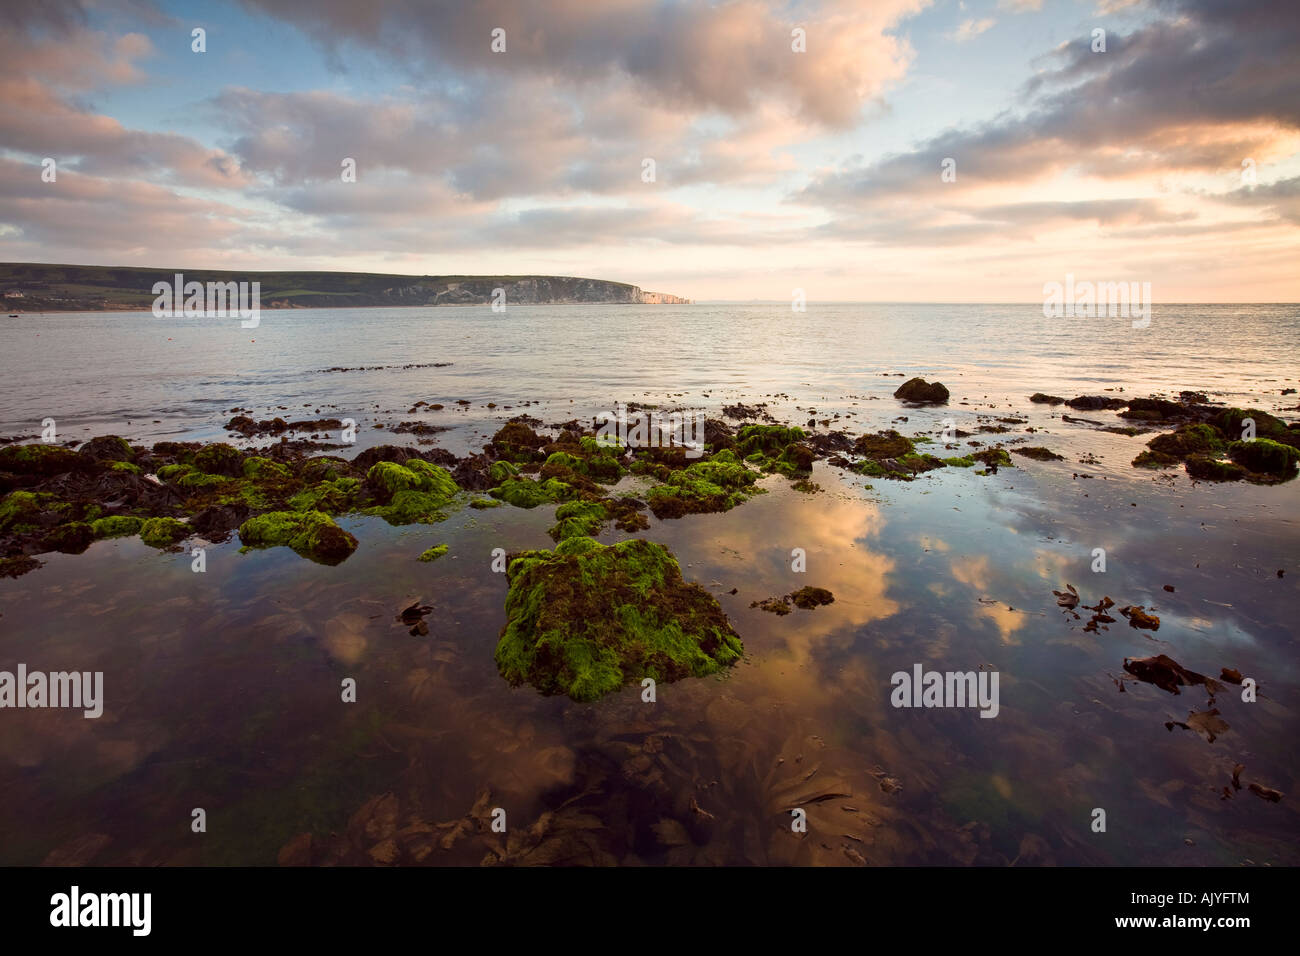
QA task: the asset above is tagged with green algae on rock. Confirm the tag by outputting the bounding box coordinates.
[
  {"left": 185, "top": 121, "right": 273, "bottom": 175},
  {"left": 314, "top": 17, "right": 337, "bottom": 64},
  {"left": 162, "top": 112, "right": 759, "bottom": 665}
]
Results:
[
  {"left": 1011, "top": 447, "right": 1065, "bottom": 462},
  {"left": 1227, "top": 438, "right": 1299, "bottom": 477},
  {"left": 1185, "top": 455, "right": 1247, "bottom": 482},
  {"left": 490, "top": 476, "right": 574, "bottom": 508},
  {"left": 645, "top": 449, "right": 762, "bottom": 519},
  {"left": 43, "top": 521, "right": 94, "bottom": 554},
  {"left": 90, "top": 515, "right": 143, "bottom": 539},
  {"left": 853, "top": 430, "right": 914, "bottom": 459},
  {"left": 1177, "top": 438, "right": 1298, "bottom": 484},
  {"left": 362, "top": 460, "right": 459, "bottom": 524},
  {"left": 0, "top": 443, "right": 92, "bottom": 476},
  {"left": 417, "top": 544, "right": 449, "bottom": 562},
  {"left": 139, "top": 516, "right": 189, "bottom": 548},
  {"left": 1216, "top": 408, "right": 1300, "bottom": 448},
  {"left": 238, "top": 510, "right": 358, "bottom": 564},
  {"left": 193, "top": 442, "right": 245, "bottom": 478},
  {"left": 1132, "top": 423, "right": 1226, "bottom": 469},
  {"left": 752, "top": 586, "right": 836, "bottom": 614},
  {"left": 971, "top": 448, "right": 1013, "bottom": 468},
  {"left": 0, "top": 490, "right": 53, "bottom": 532},
  {"left": 547, "top": 499, "right": 608, "bottom": 541},
  {"left": 495, "top": 538, "right": 743, "bottom": 702},
  {"left": 288, "top": 477, "right": 360, "bottom": 514}
]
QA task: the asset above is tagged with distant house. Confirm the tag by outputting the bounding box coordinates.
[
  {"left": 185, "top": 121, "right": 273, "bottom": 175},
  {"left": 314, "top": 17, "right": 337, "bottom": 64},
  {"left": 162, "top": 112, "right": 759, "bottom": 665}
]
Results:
[{"left": 3, "top": 290, "right": 23, "bottom": 298}]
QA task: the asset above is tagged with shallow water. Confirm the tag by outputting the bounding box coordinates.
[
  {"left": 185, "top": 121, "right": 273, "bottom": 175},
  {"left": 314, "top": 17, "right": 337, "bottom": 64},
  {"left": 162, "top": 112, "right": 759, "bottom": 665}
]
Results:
[{"left": 1, "top": 304, "right": 1296, "bottom": 865}]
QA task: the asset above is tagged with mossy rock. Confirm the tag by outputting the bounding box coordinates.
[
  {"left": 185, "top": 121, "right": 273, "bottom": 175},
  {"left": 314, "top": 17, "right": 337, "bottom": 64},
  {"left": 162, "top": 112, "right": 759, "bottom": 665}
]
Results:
[
  {"left": 0, "top": 443, "right": 91, "bottom": 476},
  {"left": 418, "top": 544, "right": 449, "bottom": 562},
  {"left": 243, "top": 456, "right": 292, "bottom": 481},
  {"left": 1133, "top": 450, "right": 1178, "bottom": 469},
  {"left": 140, "top": 516, "right": 190, "bottom": 548},
  {"left": 646, "top": 450, "right": 760, "bottom": 519},
  {"left": 1012, "top": 446, "right": 1065, "bottom": 462},
  {"left": 238, "top": 510, "right": 357, "bottom": 564},
  {"left": 1184, "top": 456, "right": 1245, "bottom": 482},
  {"left": 43, "top": 521, "right": 95, "bottom": 554},
  {"left": 469, "top": 497, "right": 503, "bottom": 509},
  {"left": 790, "top": 586, "right": 835, "bottom": 609},
  {"left": 288, "top": 477, "right": 360, "bottom": 514},
  {"left": 1217, "top": 408, "right": 1298, "bottom": 448},
  {"left": 495, "top": 538, "right": 743, "bottom": 702},
  {"left": 898, "top": 452, "right": 946, "bottom": 473},
  {"left": 81, "top": 435, "right": 135, "bottom": 462},
  {"left": 972, "top": 448, "right": 1013, "bottom": 468},
  {"left": 156, "top": 463, "right": 193, "bottom": 481},
  {"left": 177, "top": 471, "right": 231, "bottom": 490},
  {"left": 363, "top": 488, "right": 455, "bottom": 525},
  {"left": 1227, "top": 438, "right": 1299, "bottom": 476},
  {"left": 490, "top": 477, "right": 574, "bottom": 509},
  {"left": 108, "top": 460, "right": 142, "bottom": 474},
  {"left": 943, "top": 456, "right": 975, "bottom": 467},
  {"left": 362, "top": 461, "right": 459, "bottom": 524},
  {"left": 547, "top": 500, "right": 609, "bottom": 541},
  {"left": 194, "top": 443, "right": 245, "bottom": 478},
  {"left": 735, "top": 425, "right": 806, "bottom": 457},
  {"left": 492, "top": 422, "right": 547, "bottom": 461},
  {"left": 0, "top": 555, "right": 43, "bottom": 578},
  {"left": 854, "top": 430, "right": 914, "bottom": 459},
  {"left": 770, "top": 442, "right": 815, "bottom": 476},
  {"left": 0, "top": 490, "right": 56, "bottom": 532},
  {"left": 366, "top": 459, "right": 457, "bottom": 501},
  {"left": 300, "top": 456, "right": 349, "bottom": 483},
  {"left": 580, "top": 452, "right": 624, "bottom": 483},
  {"left": 489, "top": 460, "right": 520, "bottom": 484},
  {"left": 1137, "top": 423, "right": 1225, "bottom": 468},
  {"left": 91, "top": 515, "right": 143, "bottom": 539}
]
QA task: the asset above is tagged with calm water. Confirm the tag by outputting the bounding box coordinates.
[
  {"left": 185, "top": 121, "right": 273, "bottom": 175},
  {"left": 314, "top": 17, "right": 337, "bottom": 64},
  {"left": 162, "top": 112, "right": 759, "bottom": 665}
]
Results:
[{"left": 1, "top": 304, "right": 1297, "bottom": 865}]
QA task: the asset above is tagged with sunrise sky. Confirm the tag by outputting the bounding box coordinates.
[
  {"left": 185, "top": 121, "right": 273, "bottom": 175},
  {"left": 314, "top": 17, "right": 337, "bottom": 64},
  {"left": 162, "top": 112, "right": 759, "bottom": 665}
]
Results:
[{"left": 2, "top": 0, "right": 1297, "bottom": 301}]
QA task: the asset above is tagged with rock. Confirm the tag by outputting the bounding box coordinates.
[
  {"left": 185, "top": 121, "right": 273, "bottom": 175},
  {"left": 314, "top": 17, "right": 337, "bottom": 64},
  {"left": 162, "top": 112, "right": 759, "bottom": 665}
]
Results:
[
  {"left": 190, "top": 502, "right": 251, "bottom": 540},
  {"left": 238, "top": 510, "right": 358, "bottom": 564},
  {"left": 893, "top": 378, "right": 949, "bottom": 404},
  {"left": 1012, "top": 446, "right": 1064, "bottom": 461},
  {"left": 1065, "top": 396, "right": 1127, "bottom": 411},
  {"left": 80, "top": 435, "right": 135, "bottom": 462},
  {"left": 790, "top": 586, "right": 835, "bottom": 609},
  {"left": 1119, "top": 605, "right": 1160, "bottom": 630},
  {"left": 1122, "top": 654, "right": 1221, "bottom": 695},
  {"left": 1249, "top": 783, "right": 1283, "bottom": 802},
  {"left": 495, "top": 537, "right": 743, "bottom": 701},
  {"left": 1029, "top": 393, "right": 1065, "bottom": 405}
]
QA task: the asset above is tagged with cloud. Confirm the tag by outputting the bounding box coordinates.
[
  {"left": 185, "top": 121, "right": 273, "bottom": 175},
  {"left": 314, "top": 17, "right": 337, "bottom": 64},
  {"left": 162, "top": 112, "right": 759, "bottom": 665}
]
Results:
[
  {"left": 0, "top": 24, "right": 249, "bottom": 189},
  {"left": 797, "top": 0, "right": 1300, "bottom": 243},
  {"left": 949, "top": 17, "right": 996, "bottom": 42},
  {"left": 239, "top": 0, "right": 928, "bottom": 128}
]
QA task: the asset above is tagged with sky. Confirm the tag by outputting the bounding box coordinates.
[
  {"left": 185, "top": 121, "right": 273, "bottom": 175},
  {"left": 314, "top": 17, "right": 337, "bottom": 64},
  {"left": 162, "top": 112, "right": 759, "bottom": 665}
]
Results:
[{"left": 1, "top": 0, "right": 1297, "bottom": 301}]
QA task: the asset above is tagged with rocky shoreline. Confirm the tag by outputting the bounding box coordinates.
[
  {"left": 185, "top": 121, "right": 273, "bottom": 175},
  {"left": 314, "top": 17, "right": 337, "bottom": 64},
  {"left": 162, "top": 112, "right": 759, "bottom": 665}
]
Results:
[{"left": 2, "top": 380, "right": 1296, "bottom": 703}]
